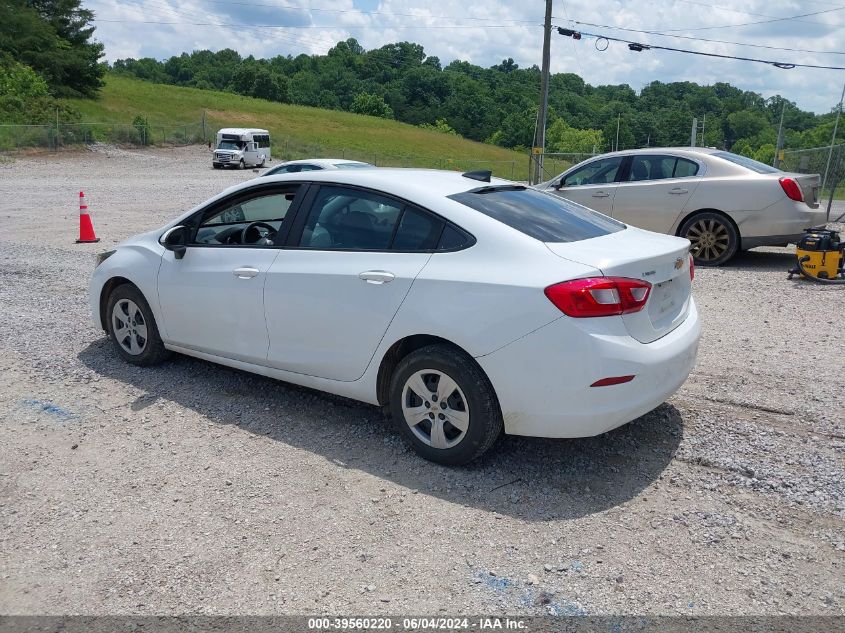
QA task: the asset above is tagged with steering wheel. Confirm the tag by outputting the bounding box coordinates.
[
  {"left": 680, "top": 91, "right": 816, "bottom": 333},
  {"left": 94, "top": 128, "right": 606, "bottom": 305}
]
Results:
[{"left": 241, "top": 221, "right": 277, "bottom": 245}]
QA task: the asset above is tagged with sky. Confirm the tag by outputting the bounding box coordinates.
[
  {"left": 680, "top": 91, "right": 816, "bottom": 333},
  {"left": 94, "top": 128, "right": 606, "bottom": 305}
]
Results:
[{"left": 86, "top": 0, "right": 845, "bottom": 114}]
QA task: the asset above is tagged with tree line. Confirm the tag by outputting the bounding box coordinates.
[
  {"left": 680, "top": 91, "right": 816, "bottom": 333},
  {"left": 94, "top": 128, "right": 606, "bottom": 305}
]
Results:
[{"left": 108, "top": 40, "right": 845, "bottom": 158}]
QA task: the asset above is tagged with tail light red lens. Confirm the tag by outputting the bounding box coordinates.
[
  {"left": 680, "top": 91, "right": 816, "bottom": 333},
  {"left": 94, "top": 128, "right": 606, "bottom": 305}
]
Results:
[
  {"left": 545, "top": 277, "right": 652, "bottom": 318},
  {"left": 689, "top": 253, "right": 695, "bottom": 281},
  {"left": 779, "top": 177, "right": 804, "bottom": 202}
]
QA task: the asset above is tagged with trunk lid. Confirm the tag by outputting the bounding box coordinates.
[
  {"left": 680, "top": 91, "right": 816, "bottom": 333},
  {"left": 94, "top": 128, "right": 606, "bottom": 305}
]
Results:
[
  {"left": 782, "top": 171, "right": 820, "bottom": 209},
  {"left": 545, "top": 227, "right": 693, "bottom": 343}
]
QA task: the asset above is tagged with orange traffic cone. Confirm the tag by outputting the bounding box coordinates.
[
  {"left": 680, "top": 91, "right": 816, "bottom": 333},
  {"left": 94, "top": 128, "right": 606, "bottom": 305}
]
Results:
[{"left": 76, "top": 191, "right": 100, "bottom": 243}]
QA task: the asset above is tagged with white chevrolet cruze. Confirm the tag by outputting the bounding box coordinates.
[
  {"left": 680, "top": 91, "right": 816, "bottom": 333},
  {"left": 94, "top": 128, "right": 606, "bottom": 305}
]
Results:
[{"left": 89, "top": 169, "right": 701, "bottom": 465}]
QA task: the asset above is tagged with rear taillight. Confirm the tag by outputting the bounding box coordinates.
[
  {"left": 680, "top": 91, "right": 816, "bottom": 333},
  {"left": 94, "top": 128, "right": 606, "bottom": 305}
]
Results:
[
  {"left": 689, "top": 253, "right": 695, "bottom": 281},
  {"left": 545, "top": 277, "right": 652, "bottom": 318},
  {"left": 779, "top": 177, "right": 804, "bottom": 202}
]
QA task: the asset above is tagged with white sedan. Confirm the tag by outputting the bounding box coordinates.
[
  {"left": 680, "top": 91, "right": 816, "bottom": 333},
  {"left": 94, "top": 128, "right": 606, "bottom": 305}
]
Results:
[{"left": 89, "top": 169, "right": 701, "bottom": 465}]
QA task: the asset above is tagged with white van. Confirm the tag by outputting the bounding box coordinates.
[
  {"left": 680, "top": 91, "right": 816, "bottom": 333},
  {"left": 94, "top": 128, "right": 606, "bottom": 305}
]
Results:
[{"left": 212, "top": 128, "right": 271, "bottom": 169}]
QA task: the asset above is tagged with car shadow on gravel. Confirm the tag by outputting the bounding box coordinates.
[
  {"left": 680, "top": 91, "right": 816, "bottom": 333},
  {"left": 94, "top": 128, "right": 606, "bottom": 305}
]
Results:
[
  {"left": 725, "top": 249, "right": 795, "bottom": 272},
  {"left": 79, "top": 339, "right": 683, "bottom": 521}
]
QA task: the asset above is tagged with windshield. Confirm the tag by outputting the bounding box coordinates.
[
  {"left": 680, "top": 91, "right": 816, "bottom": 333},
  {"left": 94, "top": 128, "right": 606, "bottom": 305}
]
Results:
[
  {"left": 449, "top": 186, "right": 624, "bottom": 243},
  {"left": 217, "top": 141, "right": 241, "bottom": 151},
  {"left": 713, "top": 151, "right": 780, "bottom": 174}
]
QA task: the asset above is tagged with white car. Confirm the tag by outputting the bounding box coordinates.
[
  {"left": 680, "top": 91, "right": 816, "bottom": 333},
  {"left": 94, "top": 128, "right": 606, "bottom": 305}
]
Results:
[
  {"left": 89, "top": 169, "right": 701, "bottom": 465},
  {"left": 539, "top": 148, "right": 825, "bottom": 266},
  {"left": 263, "top": 158, "right": 373, "bottom": 176}
]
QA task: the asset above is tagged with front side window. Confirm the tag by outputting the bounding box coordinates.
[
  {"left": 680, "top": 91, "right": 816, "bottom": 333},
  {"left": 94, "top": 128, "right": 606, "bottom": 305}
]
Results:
[
  {"left": 449, "top": 186, "right": 624, "bottom": 243},
  {"left": 562, "top": 156, "right": 624, "bottom": 187},
  {"left": 194, "top": 189, "right": 298, "bottom": 245}
]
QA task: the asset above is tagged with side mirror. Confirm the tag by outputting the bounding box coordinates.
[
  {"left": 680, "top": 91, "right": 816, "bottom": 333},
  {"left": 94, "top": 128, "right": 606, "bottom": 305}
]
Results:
[
  {"left": 555, "top": 179, "right": 565, "bottom": 190},
  {"left": 160, "top": 225, "right": 188, "bottom": 260}
]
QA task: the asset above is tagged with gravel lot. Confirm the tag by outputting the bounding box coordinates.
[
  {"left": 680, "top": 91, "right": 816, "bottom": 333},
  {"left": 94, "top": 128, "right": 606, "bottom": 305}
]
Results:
[{"left": 0, "top": 145, "right": 843, "bottom": 617}]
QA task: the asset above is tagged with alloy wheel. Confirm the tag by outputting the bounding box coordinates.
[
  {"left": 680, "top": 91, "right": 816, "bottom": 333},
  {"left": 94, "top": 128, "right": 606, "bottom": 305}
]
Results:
[
  {"left": 112, "top": 298, "right": 148, "bottom": 355},
  {"left": 686, "top": 218, "right": 730, "bottom": 262},
  {"left": 401, "top": 369, "right": 470, "bottom": 449}
]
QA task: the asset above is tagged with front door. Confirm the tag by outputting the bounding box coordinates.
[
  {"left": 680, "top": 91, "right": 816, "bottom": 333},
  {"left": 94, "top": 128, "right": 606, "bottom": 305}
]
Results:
[
  {"left": 553, "top": 155, "right": 625, "bottom": 215},
  {"left": 157, "top": 185, "right": 301, "bottom": 364},
  {"left": 264, "top": 185, "right": 442, "bottom": 381}
]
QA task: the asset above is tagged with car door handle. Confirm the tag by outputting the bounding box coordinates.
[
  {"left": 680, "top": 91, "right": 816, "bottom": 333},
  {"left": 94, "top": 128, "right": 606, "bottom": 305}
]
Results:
[
  {"left": 592, "top": 191, "right": 610, "bottom": 198},
  {"left": 669, "top": 188, "right": 689, "bottom": 194},
  {"left": 359, "top": 270, "right": 395, "bottom": 284},
  {"left": 233, "top": 266, "right": 259, "bottom": 279}
]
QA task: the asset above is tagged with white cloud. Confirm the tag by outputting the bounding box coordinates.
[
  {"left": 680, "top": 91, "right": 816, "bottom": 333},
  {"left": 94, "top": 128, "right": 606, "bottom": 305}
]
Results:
[{"left": 87, "top": 0, "right": 845, "bottom": 113}]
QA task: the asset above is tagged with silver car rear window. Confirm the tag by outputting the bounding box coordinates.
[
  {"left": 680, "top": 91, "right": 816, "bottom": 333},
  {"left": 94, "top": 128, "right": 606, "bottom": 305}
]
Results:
[{"left": 449, "top": 186, "right": 625, "bottom": 243}]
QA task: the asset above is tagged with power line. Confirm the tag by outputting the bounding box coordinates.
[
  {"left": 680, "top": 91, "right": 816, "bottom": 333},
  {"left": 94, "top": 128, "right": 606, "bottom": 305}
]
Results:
[
  {"left": 668, "top": 0, "right": 832, "bottom": 26},
  {"left": 555, "top": 26, "right": 845, "bottom": 70},
  {"left": 658, "top": 4, "right": 845, "bottom": 32},
  {"left": 564, "top": 19, "right": 845, "bottom": 55}
]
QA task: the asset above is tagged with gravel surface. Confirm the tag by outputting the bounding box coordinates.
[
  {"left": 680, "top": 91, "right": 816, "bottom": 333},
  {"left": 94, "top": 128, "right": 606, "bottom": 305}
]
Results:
[{"left": 0, "top": 145, "right": 843, "bottom": 616}]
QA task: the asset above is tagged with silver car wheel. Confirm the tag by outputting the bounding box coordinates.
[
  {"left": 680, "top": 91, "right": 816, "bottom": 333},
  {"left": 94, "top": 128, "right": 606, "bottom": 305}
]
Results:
[
  {"left": 686, "top": 218, "right": 730, "bottom": 262},
  {"left": 401, "top": 369, "right": 470, "bottom": 450},
  {"left": 112, "top": 298, "right": 148, "bottom": 356}
]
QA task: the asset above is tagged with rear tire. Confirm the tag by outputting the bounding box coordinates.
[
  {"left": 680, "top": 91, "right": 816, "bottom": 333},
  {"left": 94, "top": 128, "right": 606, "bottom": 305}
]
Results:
[
  {"left": 679, "top": 211, "right": 738, "bottom": 266},
  {"left": 389, "top": 344, "right": 502, "bottom": 465},
  {"left": 106, "top": 284, "right": 170, "bottom": 366}
]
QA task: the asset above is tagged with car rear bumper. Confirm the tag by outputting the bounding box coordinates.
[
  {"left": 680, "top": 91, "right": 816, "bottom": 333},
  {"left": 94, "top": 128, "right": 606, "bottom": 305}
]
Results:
[
  {"left": 738, "top": 201, "right": 827, "bottom": 249},
  {"left": 476, "top": 299, "right": 700, "bottom": 438}
]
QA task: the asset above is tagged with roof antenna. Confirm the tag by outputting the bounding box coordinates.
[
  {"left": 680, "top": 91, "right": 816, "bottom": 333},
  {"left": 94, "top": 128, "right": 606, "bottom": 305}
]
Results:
[{"left": 462, "top": 170, "right": 492, "bottom": 182}]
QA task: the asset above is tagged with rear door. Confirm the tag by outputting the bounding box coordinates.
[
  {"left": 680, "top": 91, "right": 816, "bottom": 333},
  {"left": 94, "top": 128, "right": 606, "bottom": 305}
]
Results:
[
  {"left": 552, "top": 155, "right": 626, "bottom": 215},
  {"left": 611, "top": 154, "right": 704, "bottom": 232},
  {"left": 264, "top": 185, "right": 442, "bottom": 381}
]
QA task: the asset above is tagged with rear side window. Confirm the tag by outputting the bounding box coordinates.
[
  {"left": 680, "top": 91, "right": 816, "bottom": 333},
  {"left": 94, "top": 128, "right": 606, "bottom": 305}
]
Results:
[
  {"left": 449, "top": 186, "right": 624, "bottom": 243},
  {"left": 437, "top": 225, "right": 473, "bottom": 250},
  {"left": 713, "top": 151, "right": 780, "bottom": 174},
  {"left": 392, "top": 207, "right": 442, "bottom": 250}
]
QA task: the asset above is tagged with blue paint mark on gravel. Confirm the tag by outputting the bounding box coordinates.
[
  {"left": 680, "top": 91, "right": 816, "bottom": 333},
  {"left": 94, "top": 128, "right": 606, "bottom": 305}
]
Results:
[
  {"left": 474, "top": 571, "right": 587, "bottom": 616},
  {"left": 22, "top": 399, "right": 77, "bottom": 421}
]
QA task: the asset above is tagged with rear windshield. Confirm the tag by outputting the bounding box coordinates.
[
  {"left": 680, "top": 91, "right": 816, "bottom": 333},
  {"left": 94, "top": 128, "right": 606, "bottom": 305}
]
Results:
[
  {"left": 713, "top": 151, "right": 780, "bottom": 174},
  {"left": 448, "top": 186, "right": 624, "bottom": 243}
]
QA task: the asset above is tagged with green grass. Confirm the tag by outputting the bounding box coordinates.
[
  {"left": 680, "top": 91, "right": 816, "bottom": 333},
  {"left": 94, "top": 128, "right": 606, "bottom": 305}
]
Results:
[{"left": 63, "top": 75, "right": 531, "bottom": 179}]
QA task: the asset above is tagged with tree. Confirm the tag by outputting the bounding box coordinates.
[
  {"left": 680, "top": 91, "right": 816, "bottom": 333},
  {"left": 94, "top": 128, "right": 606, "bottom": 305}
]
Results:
[
  {"left": 0, "top": 58, "right": 78, "bottom": 123},
  {"left": 0, "top": 0, "right": 104, "bottom": 97},
  {"left": 418, "top": 119, "right": 458, "bottom": 135},
  {"left": 350, "top": 93, "right": 394, "bottom": 119},
  {"left": 546, "top": 118, "right": 603, "bottom": 153}
]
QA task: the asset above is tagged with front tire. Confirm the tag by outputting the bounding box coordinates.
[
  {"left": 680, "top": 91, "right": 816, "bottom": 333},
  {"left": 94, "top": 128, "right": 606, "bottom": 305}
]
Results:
[
  {"left": 238, "top": 159, "right": 245, "bottom": 170},
  {"left": 679, "top": 211, "right": 738, "bottom": 266},
  {"left": 389, "top": 344, "right": 502, "bottom": 465},
  {"left": 106, "top": 284, "right": 169, "bottom": 366}
]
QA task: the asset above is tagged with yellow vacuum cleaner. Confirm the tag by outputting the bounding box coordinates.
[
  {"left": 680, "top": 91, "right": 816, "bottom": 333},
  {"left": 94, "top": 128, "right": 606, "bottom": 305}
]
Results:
[{"left": 788, "top": 228, "right": 845, "bottom": 284}]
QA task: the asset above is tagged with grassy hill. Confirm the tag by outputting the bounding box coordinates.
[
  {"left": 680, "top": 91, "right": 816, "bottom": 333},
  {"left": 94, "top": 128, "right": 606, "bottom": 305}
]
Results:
[{"left": 63, "top": 75, "right": 532, "bottom": 179}]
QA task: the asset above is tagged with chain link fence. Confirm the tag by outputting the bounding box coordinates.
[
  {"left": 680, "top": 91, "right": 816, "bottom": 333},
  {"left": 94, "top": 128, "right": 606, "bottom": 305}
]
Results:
[
  {"left": 0, "top": 122, "right": 528, "bottom": 181},
  {"left": 781, "top": 144, "right": 845, "bottom": 221},
  {"left": 527, "top": 152, "right": 599, "bottom": 185},
  {"left": 0, "top": 123, "right": 205, "bottom": 151}
]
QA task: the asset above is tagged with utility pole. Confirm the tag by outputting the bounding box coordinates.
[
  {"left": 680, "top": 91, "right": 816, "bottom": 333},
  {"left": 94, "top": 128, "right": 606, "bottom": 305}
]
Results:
[
  {"left": 690, "top": 117, "right": 698, "bottom": 147},
  {"left": 774, "top": 100, "right": 786, "bottom": 168},
  {"left": 615, "top": 114, "right": 621, "bottom": 151},
  {"left": 821, "top": 83, "right": 845, "bottom": 199},
  {"left": 532, "top": 0, "right": 553, "bottom": 185}
]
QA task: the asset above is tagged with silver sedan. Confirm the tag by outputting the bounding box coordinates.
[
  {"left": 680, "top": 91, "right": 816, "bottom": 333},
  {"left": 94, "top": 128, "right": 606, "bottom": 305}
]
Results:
[{"left": 538, "top": 147, "right": 825, "bottom": 265}]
